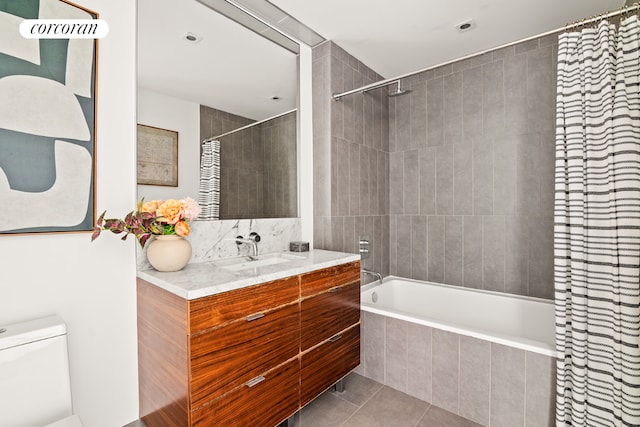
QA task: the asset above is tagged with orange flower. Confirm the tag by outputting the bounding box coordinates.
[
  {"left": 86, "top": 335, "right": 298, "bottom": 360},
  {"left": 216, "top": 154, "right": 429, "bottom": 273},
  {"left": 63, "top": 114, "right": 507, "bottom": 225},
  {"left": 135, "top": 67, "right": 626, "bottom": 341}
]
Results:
[
  {"left": 175, "top": 220, "right": 190, "bottom": 237},
  {"left": 140, "top": 200, "right": 162, "bottom": 214},
  {"left": 156, "top": 199, "right": 183, "bottom": 224}
]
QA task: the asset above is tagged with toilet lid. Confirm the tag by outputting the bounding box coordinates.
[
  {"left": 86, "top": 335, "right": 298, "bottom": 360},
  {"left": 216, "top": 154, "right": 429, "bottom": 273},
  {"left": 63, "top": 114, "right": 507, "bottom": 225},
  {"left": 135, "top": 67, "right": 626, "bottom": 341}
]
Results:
[{"left": 44, "top": 415, "right": 83, "bottom": 427}]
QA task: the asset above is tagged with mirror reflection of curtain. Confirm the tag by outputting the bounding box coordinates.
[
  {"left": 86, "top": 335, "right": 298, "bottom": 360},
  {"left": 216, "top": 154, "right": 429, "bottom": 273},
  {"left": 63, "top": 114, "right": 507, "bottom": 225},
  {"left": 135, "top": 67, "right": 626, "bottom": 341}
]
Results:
[
  {"left": 554, "top": 15, "right": 640, "bottom": 426},
  {"left": 198, "top": 139, "right": 220, "bottom": 220}
]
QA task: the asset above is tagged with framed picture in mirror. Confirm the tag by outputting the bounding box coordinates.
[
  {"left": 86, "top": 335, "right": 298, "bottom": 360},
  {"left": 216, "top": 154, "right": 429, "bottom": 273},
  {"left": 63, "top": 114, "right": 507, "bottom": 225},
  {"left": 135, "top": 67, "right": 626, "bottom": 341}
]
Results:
[{"left": 136, "top": 124, "right": 178, "bottom": 187}]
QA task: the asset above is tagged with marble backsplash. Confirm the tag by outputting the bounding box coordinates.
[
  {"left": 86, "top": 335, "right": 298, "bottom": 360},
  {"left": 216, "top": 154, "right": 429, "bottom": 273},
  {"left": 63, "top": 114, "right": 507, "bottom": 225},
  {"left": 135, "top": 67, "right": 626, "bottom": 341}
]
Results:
[{"left": 136, "top": 218, "right": 302, "bottom": 270}]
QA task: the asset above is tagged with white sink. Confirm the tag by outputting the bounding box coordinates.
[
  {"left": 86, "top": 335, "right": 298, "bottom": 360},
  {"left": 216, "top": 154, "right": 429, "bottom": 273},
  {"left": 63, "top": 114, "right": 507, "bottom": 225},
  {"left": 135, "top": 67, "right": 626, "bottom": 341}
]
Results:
[{"left": 218, "top": 253, "right": 306, "bottom": 272}]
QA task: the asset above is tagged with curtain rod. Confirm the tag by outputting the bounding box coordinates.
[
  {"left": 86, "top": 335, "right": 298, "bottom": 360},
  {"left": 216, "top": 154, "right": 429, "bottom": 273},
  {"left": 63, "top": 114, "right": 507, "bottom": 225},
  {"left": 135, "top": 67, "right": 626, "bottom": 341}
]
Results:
[
  {"left": 204, "top": 108, "right": 297, "bottom": 142},
  {"left": 333, "top": 2, "right": 640, "bottom": 101}
]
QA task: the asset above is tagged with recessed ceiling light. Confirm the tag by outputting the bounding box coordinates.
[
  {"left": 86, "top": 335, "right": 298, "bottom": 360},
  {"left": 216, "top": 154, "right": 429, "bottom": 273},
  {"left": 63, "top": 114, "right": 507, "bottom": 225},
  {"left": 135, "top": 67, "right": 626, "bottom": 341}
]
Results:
[
  {"left": 456, "top": 19, "right": 475, "bottom": 33},
  {"left": 184, "top": 32, "right": 203, "bottom": 43}
]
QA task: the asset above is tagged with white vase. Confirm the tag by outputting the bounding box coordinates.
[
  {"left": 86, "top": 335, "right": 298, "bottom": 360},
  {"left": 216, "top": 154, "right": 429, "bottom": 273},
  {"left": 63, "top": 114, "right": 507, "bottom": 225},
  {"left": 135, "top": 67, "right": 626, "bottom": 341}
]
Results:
[{"left": 146, "top": 235, "right": 192, "bottom": 272}]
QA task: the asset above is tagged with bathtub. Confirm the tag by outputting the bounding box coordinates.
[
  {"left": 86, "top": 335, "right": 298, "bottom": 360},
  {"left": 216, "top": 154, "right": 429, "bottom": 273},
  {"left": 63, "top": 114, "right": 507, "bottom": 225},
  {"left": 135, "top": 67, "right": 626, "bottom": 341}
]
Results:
[
  {"left": 358, "top": 276, "right": 557, "bottom": 426},
  {"left": 361, "top": 276, "right": 556, "bottom": 356}
]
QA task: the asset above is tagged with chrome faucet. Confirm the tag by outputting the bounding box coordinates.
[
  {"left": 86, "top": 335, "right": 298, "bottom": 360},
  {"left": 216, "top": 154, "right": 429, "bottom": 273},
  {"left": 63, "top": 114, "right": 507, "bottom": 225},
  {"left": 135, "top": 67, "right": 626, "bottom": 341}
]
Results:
[
  {"left": 361, "top": 268, "right": 383, "bottom": 285},
  {"left": 235, "top": 232, "right": 261, "bottom": 258}
]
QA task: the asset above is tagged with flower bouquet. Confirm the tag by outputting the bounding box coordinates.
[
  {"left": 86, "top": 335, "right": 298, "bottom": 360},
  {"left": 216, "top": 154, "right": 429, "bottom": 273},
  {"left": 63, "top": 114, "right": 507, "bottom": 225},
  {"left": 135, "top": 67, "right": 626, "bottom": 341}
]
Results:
[{"left": 91, "top": 197, "right": 201, "bottom": 248}]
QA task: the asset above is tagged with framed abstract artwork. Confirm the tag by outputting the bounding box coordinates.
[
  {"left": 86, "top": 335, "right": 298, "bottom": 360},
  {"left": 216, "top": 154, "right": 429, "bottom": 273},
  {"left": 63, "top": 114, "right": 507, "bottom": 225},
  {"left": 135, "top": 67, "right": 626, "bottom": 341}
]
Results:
[
  {"left": 136, "top": 124, "right": 179, "bottom": 187},
  {"left": 0, "top": 0, "right": 98, "bottom": 234}
]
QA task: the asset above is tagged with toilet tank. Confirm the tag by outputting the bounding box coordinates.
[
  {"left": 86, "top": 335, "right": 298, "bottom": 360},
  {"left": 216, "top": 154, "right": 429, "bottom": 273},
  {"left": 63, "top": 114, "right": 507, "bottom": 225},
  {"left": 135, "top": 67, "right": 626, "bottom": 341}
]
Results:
[{"left": 0, "top": 315, "right": 74, "bottom": 427}]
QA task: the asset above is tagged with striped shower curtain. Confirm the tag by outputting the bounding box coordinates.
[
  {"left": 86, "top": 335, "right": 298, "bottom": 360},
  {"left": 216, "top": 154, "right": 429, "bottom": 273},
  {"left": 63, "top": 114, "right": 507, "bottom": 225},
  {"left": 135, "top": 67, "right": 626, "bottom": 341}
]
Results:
[
  {"left": 198, "top": 139, "right": 221, "bottom": 220},
  {"left": 554, "top": 16, "right": 640, "bottom": 427}
]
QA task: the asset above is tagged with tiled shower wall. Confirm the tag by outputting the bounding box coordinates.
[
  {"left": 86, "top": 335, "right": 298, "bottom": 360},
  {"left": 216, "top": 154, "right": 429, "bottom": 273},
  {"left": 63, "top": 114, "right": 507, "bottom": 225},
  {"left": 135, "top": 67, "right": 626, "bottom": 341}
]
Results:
[
  {"left": 200, "top": 106, "right": 297, "bottom": 219},
  {"left": 388, "top": 35, "right": 558, "bottom": 299},
  {"left": 312, "top": 41, "right": 389, "bottom": 276}
]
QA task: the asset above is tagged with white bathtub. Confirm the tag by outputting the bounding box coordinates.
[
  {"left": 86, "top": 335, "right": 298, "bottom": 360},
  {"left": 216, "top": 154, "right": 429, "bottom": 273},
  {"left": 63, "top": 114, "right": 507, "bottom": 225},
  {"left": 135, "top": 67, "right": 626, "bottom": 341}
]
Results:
[{"left": 361, "top": 277, "right": 556, "bottom": 357}]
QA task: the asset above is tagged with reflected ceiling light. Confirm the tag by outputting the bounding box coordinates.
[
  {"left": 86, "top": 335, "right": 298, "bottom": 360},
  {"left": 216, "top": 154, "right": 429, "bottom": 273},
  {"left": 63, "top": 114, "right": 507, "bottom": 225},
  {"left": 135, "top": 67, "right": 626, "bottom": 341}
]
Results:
[
  {"left": 184, "top": 32, "right": 203, "bottom": 43},
  {"left": 456, "top": 19, "right": 476, "bottom": 33}
]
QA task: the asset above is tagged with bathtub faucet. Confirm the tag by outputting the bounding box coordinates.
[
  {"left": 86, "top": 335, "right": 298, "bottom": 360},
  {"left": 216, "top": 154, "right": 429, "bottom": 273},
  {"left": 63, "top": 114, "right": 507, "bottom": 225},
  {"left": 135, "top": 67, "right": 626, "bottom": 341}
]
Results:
[{"left": 361, "top": 268, "right": 383, "bottom": 285}]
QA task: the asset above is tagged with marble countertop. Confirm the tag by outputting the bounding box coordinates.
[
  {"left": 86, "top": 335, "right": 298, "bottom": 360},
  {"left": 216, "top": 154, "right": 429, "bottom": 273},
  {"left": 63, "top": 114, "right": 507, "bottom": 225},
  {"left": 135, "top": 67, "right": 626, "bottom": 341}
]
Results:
[{"left": 137, "top": 249, "right": 360, "bottom": 300}]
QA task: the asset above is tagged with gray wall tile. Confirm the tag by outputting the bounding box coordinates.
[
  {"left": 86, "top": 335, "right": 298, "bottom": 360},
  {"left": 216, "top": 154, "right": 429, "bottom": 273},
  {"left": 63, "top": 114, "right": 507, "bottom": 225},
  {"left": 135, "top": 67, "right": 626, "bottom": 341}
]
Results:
[
  {"left": 493, "top": 135, "right": 517, "bottom": 215},
  {"left": 505, "top": 216, "right": 529, "bottom": 295},
  {"left": 444, "top": 72, "right": 463, "bottom": 145},
  {"left": 404, "top": 151, "right": 421, "bottom": 214},
  {"left": 389, "top": 215, "right": 397, "bottom": 276},
  {"left": 385, "top": 318, "right": 408, "bottom": 392},
  {"left": 463, "top": 67, "right": 483, "bottom": 140},
  {"left": 349, "top": 143, "right": 361, "bottom": 216},
  {"left": 491, "top": 344, "right": 526, "bottom": 427},
  {"left": 453, "top": 143, "right": 473, "bottom": 215},
  {"left": 432, "top": 329, "right": 459, "bottom": 413},
  {"left": 483, "top": 216, "right": 505, "bottom": 292},
  {"left": 529, "top": 215, "right": 554, "bottom": 299},
  {"left": 526, "top": 353, "right": 556, "bottom": 427},
  {"left": 390, "top": 152, "right": 404, "bottom": 215},
  {"left": 516, "top": 133, "right": 541, "bottom": 216},
  {"left": 420, "top": 148, "right": 437, "bottom": 215},
  {"left": 463, "top": 216, "right": 483, "bottom": 289},
  {"left": 527, "top": 45, "right": 555, "bottom": 134},
  {"left": 436, "top": 144, "right": 454, "bottom": 215},
  {"left": 397, "top": 216, "right": 413, "bottom": 278},
  {"left": 427, "top": 77, "right": 445, "bottom": 146},
  {"left": 411, "top": 216, "right": 428, "bottom": 281},
  {"left": 362, "top": 311, "right": 385, "bottom": 383},
  {"left": 504, "top": 53, "right": 528, "bottom": 134},
  {"left": 482, "top": 60, "right": 505, "bottom": 137},
  {"left": 459, "top": 336, "right": 491, "bottom": 426},
  {"left": 473, "top": 137, "right": 494, "bottom": 215},
  {"left": 410, "top": 83, "right": 427, "bottom": 149},
  {"left": 428, "top": 216, "right": 445, "bottom": 283},
  {"left": 407, "top": 323, "right": 432, "bottom": 403},
  {"left": 445, "top": 216, "right": 464, "bottom": 286}
]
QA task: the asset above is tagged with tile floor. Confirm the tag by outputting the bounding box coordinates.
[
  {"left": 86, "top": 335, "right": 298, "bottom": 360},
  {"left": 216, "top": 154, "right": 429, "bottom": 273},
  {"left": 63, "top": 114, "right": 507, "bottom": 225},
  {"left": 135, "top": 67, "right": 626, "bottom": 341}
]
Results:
[
  {"left": 291, "top": 373, "right": 482, "bottom": 427},
  {"left": 125, "top": 373, "right": 482, "bottom": 427}
]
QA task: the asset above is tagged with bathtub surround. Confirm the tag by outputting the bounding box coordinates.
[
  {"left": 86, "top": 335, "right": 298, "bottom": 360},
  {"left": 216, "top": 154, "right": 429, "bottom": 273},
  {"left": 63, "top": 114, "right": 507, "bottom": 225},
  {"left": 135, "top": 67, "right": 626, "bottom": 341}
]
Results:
[
  {"left": 360, "top": 311, "right": 556, "bottom": 426},
  {"left": 312, "top": 41, "right": 389, "bottom": 278},
  {"left": 388, "top": 35, "right": 558, "bottom": 299},
  {"left": 136, "top": 217, "right": 300, "bottom": 270}
]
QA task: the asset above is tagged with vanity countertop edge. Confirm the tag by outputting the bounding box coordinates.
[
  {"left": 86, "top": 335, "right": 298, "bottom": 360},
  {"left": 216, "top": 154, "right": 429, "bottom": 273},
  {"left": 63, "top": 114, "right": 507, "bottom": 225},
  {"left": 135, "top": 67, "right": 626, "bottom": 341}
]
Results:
[{"left": 136, "top": 249, "right": 361, "bottom": 300}]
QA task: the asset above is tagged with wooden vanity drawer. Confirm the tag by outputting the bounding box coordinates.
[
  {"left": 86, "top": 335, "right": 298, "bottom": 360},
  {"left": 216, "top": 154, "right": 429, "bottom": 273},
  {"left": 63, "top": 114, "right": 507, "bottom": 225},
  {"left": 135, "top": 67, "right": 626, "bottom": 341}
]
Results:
[
  {"left": 189, "top": 275, "right": 299, "bottom": 333},
  {"left": 300, "top": 324, "right": 360, "bottom": 406},
  {"left": 300, "top": 261, "right": 360, "bottom": 298},
  {"left": 300, "top": 281, "right": 360, "bottom": 350},
  {"left": 191, "top": 358, "right": 300, "bottom": 427},
  {"left": 190, "top": 303, "right": 299, "bottom": 408}
]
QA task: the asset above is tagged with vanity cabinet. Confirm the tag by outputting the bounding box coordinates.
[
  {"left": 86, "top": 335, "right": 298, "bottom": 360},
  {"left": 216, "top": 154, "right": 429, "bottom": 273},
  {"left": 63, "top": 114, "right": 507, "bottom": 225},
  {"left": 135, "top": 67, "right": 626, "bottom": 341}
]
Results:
[{"left": 137, "top": 260, "right": 360, "bottom": 427}]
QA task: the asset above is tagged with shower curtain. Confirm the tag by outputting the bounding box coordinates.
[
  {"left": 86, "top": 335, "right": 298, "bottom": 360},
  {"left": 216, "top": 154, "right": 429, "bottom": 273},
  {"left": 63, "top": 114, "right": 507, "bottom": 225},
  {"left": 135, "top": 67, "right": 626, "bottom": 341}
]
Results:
[
  {"left": 554, "top": 15, "right": 640, "bottom": 427},
  {"left": 198, "top": 139, "right": 221, "bottom": 220}
]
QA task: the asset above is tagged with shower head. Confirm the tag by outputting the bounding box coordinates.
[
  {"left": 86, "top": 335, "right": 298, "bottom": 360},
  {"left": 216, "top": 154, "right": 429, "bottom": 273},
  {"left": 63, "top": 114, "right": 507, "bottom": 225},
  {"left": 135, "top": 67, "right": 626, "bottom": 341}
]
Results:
[{"left": 387, "top": 80, "right": 411, "bottom": 97}]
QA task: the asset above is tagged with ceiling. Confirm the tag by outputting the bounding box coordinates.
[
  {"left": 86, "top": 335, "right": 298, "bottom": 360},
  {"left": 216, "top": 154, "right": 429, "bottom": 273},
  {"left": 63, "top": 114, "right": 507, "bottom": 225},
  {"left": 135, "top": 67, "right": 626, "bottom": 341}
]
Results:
[
  {"left": 271, "top": 0, "right": 624, "bottom": 78},
  {"left": 139, "top": 0, "right": 626, "bottom": 121},
  {"left": 137, "top": 0, "right": 298, "bottom": 121}
]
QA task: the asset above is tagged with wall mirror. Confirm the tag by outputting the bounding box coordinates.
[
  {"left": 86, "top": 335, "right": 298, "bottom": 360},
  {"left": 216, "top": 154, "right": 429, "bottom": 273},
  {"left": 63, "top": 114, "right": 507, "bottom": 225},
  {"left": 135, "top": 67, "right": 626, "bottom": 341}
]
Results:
[{"left": 137, "top": 0, "right": 299, "bottom": 220}]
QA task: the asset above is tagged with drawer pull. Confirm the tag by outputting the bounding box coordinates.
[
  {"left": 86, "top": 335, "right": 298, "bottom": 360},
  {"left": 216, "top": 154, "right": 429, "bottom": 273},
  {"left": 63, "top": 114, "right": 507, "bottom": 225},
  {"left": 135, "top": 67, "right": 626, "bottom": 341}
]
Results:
[
  {"left": 245, "top": 375, "right": 266, "bottom": 388},
  {"left": 246, "top": 312, "right": 265, "bottom": 322},
  {"left": 329, "top": 286, "right": 340, "bottom": 293},
  {"left": 329, "top": 334, "right": 342, "bottom": 342}
]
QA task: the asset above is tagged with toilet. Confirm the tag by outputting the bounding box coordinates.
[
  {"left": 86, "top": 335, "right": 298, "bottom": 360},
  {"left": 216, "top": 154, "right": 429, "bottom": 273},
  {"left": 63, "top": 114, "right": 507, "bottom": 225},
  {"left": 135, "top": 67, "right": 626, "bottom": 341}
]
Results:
[{"left": 0, "top": 315, "right": 84, "bottom": 427}]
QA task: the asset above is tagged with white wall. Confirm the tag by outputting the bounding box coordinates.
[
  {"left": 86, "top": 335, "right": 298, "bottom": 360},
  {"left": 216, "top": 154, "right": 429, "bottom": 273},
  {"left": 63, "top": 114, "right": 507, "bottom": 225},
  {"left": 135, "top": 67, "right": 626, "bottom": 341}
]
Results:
[
  {"left": 137, "top": 88, "right": 201, "bottom": 202},
  {"left": 0, "top": 1, "right": 139, "bottom": 426}
]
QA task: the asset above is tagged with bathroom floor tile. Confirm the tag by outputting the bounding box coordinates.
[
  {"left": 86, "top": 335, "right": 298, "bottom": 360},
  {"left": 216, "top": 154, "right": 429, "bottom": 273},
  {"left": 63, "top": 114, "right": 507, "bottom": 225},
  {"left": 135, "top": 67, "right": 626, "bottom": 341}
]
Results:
[
  {"left": 342, "top": 386, "right": 429, "bottom": 427},
  {"left": 296, "top": 391, "right": 359, "bottom": 427},
  {"left": 416, "top": 405, "right": 484, "bottom": 427},
  {"left": 330, "top": 373, "right": 384, "bottom": 406}
]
